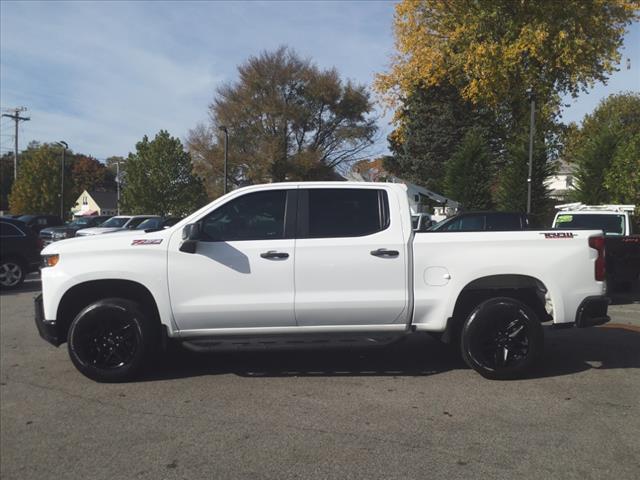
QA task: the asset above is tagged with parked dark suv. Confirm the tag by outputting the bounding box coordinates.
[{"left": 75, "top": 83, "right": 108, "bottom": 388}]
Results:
[
  {"left": 428, "top": 212, "right": 531, "bottom": 232},
  {"left": 0, "top": 218, "right": 41, "bottom": 289},
  {"left": 39, "top": 215, "right": 112, "bottom": 246},
  {"left": 17, "top": 214, "right": 64, "bottom": 234}
]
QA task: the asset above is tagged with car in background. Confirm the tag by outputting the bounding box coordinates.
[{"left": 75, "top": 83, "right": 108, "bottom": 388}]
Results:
[
  {"left": 411, "top": 213, "right": 433, "bottom": 232},
  {"left": 39, "top": 215, "right": 112, "bottom": 246},
  {"left": 128, "top": 216, "right": 183, "bottom": 231},
  {"left": 552, "top": 203, "right": 639, "bottom": 289},
  {"left": 428, "top": 211, "right": 531, "bottom": 232},
  {"left": 17, "top": 214, "right": 64, "bottom": 234},
  {"left": 75, "top": 215, "right": 160, "bottom": 236},
  {"left": 0, "top": 218, "right": 42, "bottom": 289}
]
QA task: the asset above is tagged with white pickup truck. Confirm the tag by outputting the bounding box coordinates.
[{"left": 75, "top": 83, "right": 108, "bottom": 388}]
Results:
[{"left": 35, "top": 182, "right": 609, "bottom": 382}]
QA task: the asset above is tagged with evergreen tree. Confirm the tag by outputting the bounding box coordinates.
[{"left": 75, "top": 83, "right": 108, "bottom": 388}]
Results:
[
  {"left": 495, "top": 133, "right": 555, "bottom": 220},
  {"left": 121, "top": 131, "right": 207, "bottom": 216},
  {"left": 387, "top": 84, "right": 497, "bottom": 192},
  {"left": 444, "top": 129, "right": 494, "bottom": 210}
]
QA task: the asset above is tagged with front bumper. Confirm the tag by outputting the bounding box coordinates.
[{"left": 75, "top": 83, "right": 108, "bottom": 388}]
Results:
[
  {"left": 34, "top": 294, "right": 62, "bottom": 347},
  {"left": 575, "top": 296, "right": 610, "bottom": 328}
]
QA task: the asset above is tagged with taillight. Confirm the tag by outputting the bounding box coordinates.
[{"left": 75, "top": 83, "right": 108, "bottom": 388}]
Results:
[{"left": 588, "top": 235, "right": 606, "bottom": 281}]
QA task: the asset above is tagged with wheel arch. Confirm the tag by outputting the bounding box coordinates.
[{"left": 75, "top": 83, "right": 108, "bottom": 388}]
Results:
[
  {"left": 56, "top": 279, "right": 162, "bottom": 344},
  {"left": 441, "top": 274, "right": 551, "bottom": 344}
]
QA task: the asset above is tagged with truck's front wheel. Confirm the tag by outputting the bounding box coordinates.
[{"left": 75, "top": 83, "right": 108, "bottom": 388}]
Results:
[
  {"left": 460, "top": 297, "right": 543, "bottom": 380},
  {"left": 67, "top": 298, "right": 156, "bottom": 382}
]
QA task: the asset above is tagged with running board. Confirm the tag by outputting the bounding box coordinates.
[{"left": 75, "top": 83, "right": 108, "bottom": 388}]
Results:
[{"left": 179, "top": 333, "right": 405, "bottom": 353}]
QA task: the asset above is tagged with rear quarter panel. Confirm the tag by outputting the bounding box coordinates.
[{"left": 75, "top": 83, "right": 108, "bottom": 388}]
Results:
[{"left": 411, "top": 230, "right": 605, "bottom": 331}]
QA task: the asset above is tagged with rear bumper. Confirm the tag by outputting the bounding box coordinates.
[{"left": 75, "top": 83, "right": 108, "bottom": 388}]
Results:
[
  {"left": 575, "top": 296, "right": 610, "bottom": 328},
  {"left": 34, "top": 294, "right": 62, "bottom": 347}
]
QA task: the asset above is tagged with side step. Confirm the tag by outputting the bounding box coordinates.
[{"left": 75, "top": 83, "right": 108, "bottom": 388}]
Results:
[{"left": 180, "top": 333, "right": 405, "bottom": 353}]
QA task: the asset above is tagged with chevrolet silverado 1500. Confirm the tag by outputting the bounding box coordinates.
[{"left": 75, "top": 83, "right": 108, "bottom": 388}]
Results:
[{"left": 36, "top": 182, "right": 609, "bottom": 382}]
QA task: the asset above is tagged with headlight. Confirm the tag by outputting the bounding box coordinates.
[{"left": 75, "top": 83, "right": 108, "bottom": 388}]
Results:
[
  {"left": 52, "top": 231, "right": 69, "bottom": 239},
  {"left": 41, "top": 254, "right": 60, "bottom": 268}
]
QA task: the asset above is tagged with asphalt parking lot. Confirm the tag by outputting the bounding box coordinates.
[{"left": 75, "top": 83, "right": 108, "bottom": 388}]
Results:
[{"left": 1, "top": 277, "right": 639, "bottom": 480}]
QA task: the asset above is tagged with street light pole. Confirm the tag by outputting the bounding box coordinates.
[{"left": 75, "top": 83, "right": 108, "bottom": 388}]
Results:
[
  {"left": 526, "top": 89, "right": 535, "bottom": 214},
  {"left": 116, "top": 160, "right": 121, "bottom": 215},
  {"left": 56, "top": 141, "right": 68, "bottom": 220},
  {"left": 219, "top": 126, "right": 229, "bottom": 194}
]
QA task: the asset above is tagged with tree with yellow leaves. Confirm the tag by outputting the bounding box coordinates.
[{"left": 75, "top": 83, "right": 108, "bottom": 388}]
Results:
[
  {"left": 376, "top": 0, "right": 638, "bottom": 215},
  {"left": 376, "top": 0, "right": 638, "bottom": 118}
]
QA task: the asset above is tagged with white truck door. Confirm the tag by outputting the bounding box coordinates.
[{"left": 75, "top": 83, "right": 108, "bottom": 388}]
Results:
[
  {"left": 294, "top": 187, "right": 409, "bottom": 326},
  {"left": 167, "top": 189, "right": 297, "bottom": 331}
]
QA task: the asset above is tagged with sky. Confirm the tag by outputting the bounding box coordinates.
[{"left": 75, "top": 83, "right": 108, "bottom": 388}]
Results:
[{"left": 1, "top": 0, "right": 639, "bottom": 161}]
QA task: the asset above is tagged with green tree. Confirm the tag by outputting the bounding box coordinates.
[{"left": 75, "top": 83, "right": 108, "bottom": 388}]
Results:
[
  {"left": 444, "top": 128, "right": 494, "bottom": 210},
  {"left": 1, "top": 152, "right": 14, "bottom": 211},
  {"left": 386, "top": 83, "right": 498, "bottom": 192},
  {"left": 570, "top": 92, "right": 640, "bottom": 203},
  {"left": 8, "top": 143, "right": 75, "bottom": 215},
  {"left": 121, "top": 131, "right": 207, "bottom": 216},
  {"left": 188, "top": 46, "right": 377, "bottom": 198},
  {"left": 604, "top": 133, "right": 640, "bottom": 204},
  {"left": 495, "top": 133, "right": 555, "bottom": 219}
]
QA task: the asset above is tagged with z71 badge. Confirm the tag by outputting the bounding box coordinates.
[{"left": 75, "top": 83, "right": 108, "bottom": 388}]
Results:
[
  {"left": 541, "top": 232, "right": 575, "bottom": 239},
  {"left": 131, "top": 239, "right": 163, "bottom": 245}
]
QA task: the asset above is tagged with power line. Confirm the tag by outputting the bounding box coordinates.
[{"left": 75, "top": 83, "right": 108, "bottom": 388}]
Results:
[{"left": 1, "top": 107, "right": 30, "bottom": 179}]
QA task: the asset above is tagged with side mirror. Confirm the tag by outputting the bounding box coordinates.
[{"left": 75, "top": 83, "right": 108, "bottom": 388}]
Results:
[{"left": 179, "top": 223, "right": 201, "bottom": 253}]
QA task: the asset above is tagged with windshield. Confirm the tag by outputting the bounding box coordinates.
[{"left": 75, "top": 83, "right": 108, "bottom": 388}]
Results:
[
  {"left": 18, "top": 215, "right": 35, "bottom": 222},
  {"left": 68, "top": 218, "right": 93, "bottom": 227},
  {"left": 100, "top": 217, "right": 130, "bottom": 228},
  {"left": 135, "top": 218, "right": 161, "bottom": 230},
  {"left": 553, "top": 213, "right": 625, "bottom": 235}
]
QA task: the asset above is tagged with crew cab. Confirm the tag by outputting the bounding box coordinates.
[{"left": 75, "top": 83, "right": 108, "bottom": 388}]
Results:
[{"left": 35, "top": 182, "right": 609, "bottom": 382}]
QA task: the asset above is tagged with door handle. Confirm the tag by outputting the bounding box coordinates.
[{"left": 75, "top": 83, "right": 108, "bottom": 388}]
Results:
[
  {"left": 370, "top": 248, "right": 400, "bottom": 258},
  {"left": 260, "top": 250, "right": 289, "bottom": 260}
]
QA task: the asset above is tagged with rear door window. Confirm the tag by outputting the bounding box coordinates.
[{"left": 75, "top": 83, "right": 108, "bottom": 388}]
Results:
[{"left": 303, "top": 189, "right": 388, "bottom": 238}]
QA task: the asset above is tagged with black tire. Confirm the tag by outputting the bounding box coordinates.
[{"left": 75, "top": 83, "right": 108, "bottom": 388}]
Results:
[
  {"left": 0, "top": 257, "right": 26, "bottom": 289},
  {"left": 460, "top": 297, "right": 544, "bottom": 380},
  {"left": 67, "top": 298, "right": 157, "bottom": 382}
]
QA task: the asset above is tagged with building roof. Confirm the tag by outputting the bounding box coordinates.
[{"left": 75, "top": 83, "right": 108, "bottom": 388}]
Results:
[{"left": 86, "top": 190, "right": 117, "bottom": 209}]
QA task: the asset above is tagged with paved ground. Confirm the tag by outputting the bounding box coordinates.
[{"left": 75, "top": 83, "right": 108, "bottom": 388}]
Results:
[{"left": 1, "top": 276, "right": 639, "bottom": 480}]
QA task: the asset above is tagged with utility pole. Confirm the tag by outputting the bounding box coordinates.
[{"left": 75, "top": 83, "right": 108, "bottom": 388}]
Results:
[
  {"left": 526, "top": 89, "right": 535, "bottom": 214},
  {"left": 116, "top": 160, "right": 121, "bottom": 215},
  {"left": 1, "top": 107, "right": 30, "bottom": 180},
  {"left": 56, "top": 141, "right": 68, "bottom": 220},
  {"left": 219, "top": 126, "right": 229, "bottom": 194}
]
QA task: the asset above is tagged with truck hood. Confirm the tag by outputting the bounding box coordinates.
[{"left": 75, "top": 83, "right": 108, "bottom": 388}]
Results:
[
  {"left": 75, "top": 227, "right": 126, "bottom": 236},
  {"left": 42, "top": 228, "right": 170, "bottom": 255},
  {"left": 40, "top": 225, "right": 76, "bottom": 235}
]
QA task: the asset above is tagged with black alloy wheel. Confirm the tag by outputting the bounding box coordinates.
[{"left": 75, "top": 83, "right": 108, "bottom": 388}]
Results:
[
  {"left": 68, "top": 298, "right": 156, "bottom": 382},
  {"left": 461, "top": 297, "right": 544, "bottom": 380}
]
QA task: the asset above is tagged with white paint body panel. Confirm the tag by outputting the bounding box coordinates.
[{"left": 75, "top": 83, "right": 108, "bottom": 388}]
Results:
[
  {"left": 411, "top": 231, "right": 605, "bottom": 331},
  {"left": 294, "top": 184, "right": 411, "bottom": 326},
  {"left": 40, "top": 181, "right": 605, "bottom": 340}
]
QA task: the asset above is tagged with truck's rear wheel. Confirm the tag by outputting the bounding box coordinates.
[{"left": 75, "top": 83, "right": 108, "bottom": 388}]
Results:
[
  {"left": 460, "top": 297, "right": 543, "bottom": 380},
  {"left": 67, "top": 298, "right": 156, "bottom": 382}
]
